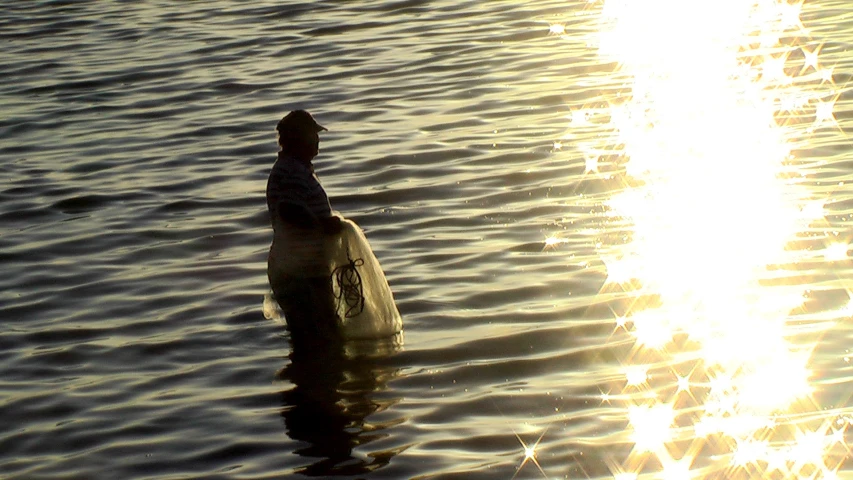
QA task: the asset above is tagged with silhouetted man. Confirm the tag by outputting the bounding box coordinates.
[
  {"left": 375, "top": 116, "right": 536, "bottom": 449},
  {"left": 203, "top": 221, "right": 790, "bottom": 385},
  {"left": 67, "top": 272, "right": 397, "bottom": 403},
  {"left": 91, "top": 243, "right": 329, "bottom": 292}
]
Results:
[{"left": 267, "top": 110, "right": 342, "bottom": 342}]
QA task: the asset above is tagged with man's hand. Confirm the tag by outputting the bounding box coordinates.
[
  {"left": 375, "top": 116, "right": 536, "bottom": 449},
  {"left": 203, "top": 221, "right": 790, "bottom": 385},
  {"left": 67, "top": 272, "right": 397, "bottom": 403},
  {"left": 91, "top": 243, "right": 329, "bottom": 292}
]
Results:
[{"left": 320, "top": 216, "right": 343, "bottom": 235}]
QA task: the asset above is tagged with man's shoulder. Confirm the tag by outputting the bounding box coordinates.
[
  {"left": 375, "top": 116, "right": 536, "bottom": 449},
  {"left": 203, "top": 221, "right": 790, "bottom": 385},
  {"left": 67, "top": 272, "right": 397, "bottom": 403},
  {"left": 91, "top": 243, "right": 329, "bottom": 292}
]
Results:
[{"left": 269, "top": 158, "right": 314, "bottom": 184}]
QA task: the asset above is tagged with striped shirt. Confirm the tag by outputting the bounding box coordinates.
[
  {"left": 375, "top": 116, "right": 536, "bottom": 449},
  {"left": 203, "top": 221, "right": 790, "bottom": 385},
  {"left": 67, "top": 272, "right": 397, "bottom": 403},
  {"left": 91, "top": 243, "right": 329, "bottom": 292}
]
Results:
[
  {"left": 266, "top": 153, "right": 334, "bottom": 274},
  {"left": 266, "top": 152, "right": 333, "bottom": 226}
]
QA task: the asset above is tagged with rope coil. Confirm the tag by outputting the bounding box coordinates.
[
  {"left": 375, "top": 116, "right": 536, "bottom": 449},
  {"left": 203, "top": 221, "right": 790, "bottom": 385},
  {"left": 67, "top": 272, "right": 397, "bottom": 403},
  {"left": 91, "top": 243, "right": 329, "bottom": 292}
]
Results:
[{"left": 332, "top": 252, "right": 365, "bottom": 318}]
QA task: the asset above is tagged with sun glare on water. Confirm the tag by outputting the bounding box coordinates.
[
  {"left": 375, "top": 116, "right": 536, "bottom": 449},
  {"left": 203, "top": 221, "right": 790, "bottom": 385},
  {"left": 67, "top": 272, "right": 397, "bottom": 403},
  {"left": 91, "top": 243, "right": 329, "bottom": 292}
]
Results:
[{"left": 560, "top": 0, "right": 849, "bottom": 478}]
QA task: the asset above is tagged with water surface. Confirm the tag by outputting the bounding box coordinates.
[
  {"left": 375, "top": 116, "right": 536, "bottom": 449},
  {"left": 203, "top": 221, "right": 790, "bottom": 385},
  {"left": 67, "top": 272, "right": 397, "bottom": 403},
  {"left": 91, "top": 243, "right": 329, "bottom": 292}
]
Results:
[{"left": 3, "top": 1, "right": 853, "bottom": 478}]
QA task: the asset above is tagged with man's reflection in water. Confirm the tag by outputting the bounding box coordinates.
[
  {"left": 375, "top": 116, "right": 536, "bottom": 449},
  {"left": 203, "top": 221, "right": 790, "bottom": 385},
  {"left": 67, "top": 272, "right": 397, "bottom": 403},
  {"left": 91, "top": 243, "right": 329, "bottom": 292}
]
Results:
[{"left": 277, "top": 334, "right": 404, "bottom": 476}]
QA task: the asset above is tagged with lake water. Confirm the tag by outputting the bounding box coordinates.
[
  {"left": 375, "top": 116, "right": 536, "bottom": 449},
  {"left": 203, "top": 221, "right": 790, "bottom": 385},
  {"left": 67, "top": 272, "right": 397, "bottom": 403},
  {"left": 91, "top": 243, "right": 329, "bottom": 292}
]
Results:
[{"left": 3, "top": 1, "right": 853, "bottom": 478}]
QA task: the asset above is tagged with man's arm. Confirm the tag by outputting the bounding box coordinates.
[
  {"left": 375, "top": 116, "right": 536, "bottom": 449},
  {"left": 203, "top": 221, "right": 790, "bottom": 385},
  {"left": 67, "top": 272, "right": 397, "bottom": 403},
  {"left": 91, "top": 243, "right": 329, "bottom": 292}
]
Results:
[
  {"left": 275, "top": 200, "right": 319, "bottom": 229},
  {"left": 275, "top": 201, "right": 343, "bottom": 235}
]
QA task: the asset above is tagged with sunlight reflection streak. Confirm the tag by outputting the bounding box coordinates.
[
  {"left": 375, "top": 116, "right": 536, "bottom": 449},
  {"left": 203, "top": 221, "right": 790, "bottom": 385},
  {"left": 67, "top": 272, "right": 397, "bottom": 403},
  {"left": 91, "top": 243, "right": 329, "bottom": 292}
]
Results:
[{"left": 566, "top": 0, "right": 850, "bottom": 477}]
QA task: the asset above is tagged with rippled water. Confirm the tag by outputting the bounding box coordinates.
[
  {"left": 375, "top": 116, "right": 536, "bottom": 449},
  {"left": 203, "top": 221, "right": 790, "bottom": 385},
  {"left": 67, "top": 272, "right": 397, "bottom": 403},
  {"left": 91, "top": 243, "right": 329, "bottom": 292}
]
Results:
[{"left": 3, "top": 1, "right": 853, "bottom": 478}]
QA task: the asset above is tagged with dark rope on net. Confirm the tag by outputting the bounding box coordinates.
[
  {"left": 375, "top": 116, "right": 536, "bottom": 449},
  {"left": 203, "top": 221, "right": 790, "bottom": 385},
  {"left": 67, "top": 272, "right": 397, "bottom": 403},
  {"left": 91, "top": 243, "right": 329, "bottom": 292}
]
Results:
[{"left": 332, "top": 252, "right": 365, "bottom": 318}]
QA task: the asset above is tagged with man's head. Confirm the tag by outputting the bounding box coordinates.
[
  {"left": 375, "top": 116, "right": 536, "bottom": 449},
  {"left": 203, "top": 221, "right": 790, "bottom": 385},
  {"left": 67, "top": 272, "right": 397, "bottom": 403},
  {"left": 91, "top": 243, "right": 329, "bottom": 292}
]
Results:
[{"left": 276, "top": 110, "right": 327, "bottom": 161}]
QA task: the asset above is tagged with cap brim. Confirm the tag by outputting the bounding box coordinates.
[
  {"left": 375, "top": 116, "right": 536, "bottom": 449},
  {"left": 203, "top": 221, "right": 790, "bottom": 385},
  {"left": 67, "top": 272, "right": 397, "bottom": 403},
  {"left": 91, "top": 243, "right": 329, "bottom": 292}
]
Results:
[{"left": 316, "top": 124, "right": 328, "bottom": 132}]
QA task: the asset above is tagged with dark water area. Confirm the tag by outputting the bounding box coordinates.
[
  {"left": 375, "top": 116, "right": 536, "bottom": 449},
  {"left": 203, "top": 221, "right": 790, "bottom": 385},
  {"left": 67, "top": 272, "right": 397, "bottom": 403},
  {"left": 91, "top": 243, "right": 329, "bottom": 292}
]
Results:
[{"left": 3, "top": 1, "right": 853, "bottom": 479}]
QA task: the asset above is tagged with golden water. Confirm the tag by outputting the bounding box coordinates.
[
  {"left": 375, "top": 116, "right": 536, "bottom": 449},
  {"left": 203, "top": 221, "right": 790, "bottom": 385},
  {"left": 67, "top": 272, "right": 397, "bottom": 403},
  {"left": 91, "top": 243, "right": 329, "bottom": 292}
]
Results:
[{"left": 2, "top": 1, "right": 852, "bottom": 478}]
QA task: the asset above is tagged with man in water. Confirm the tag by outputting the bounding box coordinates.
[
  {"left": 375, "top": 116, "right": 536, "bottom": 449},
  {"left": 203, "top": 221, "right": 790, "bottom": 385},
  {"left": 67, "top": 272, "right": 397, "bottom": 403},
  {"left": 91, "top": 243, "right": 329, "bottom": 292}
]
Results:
[{"left": 267, "top": 110, "right": 342, "bottom": 342}]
